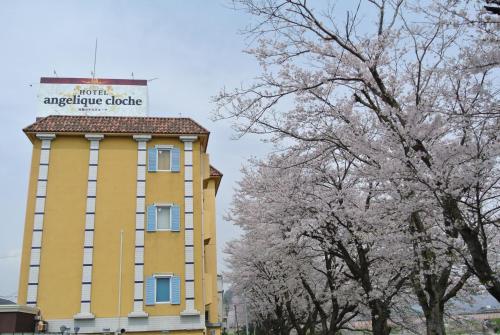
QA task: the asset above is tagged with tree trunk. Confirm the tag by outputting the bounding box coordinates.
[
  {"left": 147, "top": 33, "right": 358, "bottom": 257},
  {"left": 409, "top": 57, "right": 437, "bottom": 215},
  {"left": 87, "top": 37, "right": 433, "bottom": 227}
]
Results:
[
  {"left": 458, "top": 225, "right": 500, "bottom": 301},
  {"left": 424, "top": 301, "right": 446, "bottom": 335},
  {"left": 370, "top": 301, "right": 391, "bottom": 335},
  {"left": 442, "top": 195, "right": 500, "bottom": 302}
]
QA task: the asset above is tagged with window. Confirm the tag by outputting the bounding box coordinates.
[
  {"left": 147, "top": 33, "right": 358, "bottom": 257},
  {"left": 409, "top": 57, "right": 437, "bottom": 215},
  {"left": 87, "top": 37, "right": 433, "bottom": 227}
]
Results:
[
  {"left": 146, "top": 275, "right": 181, "bottom": 305},
  {"left": 155, "top": 276, "right": 171, "bottom": 303},
  {"left": 157, "top": 149, "right": 171, "bottom": 171},
  {"left": 156, "top": 206, "right": 171, "bottom": 230},
  {"left": 148, "top": 147, "right": 180, "bottom": 173},
  {"left": 147, "top": 204, "right": 180, "bottom": 232}
]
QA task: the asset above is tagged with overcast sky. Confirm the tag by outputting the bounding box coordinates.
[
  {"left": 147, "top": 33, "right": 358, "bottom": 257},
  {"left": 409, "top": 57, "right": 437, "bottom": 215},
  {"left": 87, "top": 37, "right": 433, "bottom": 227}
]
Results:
[{"left": 0, "top": 0, "right": 270, "bottom": 301}]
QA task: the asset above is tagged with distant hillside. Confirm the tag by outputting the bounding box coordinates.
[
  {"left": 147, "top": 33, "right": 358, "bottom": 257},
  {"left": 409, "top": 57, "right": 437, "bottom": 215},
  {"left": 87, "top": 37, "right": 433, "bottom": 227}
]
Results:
[
  {"left": 453, "top": 293, "right": 500, "bottom": 313},
  {"left": 0, "top": 298, "right": 14, "bottom": 305}
]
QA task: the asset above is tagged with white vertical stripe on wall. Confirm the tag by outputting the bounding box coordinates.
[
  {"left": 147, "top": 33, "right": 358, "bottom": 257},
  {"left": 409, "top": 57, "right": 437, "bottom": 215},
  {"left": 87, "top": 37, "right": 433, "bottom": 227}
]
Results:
[
  {"left": 33, "top": 214, "right": 44, "bottom": 230},
  {"left": 135, "top": 231, "right": 144, "bottom": 247},
  {"left": 186, "top": 300, "right": 195, "bottom": 311},
  {"left": 184, "top": 151, "right": 193, "bottom": 166},
  {"left": 185, "top": 282, "right": 195, "bottom": 298},
  {"left": 89, "top": 150, "right": 99, "bottom": 165},
  {"left": 185, "top": 230, "right": 194, "bottom": 245},
  {"left": 133, "top": 301, "right": 143, "bottom": 312},
  {"left": 185, "top": 213, "right": 194, "bottom": 229},
  {"left": 137, "top": 150, "right": 146, "bottom": 165},
  {"left": 185, "top": 182, "right": 193, "bottom": 196},
  {"left": 84, "top": 231, "right": 94, "bottom": 247},
  {"left": 28, "top": 267, "right": 39, "bottom": 283},
  {"left": 135, "top": 248, "right": 144, "bottom": 264},
  {"left": 38, "top": 165, "right": 48, "bottom": 180},
  {"left": 89, "top": 140, "right": 99, "bottom": 150},
  {"left": 134, "top": 283, "right": 143, "bottom": 300},
  {"left": 36, "top": 181, "right": 47, "bottom": 197},
  {"left": 136, "top": 197, "right": 145, "bottom": 213},
  {"left": 131, "top": 135, "right": 151, "bottom": 317},
  {"left": 85, "top": 214, "right": 95, "bottom": 230},
  {"left": 88, "top": 165, "right": 98, "bottom": 181},
  {"left": 87, "top": 181, "right": 97, "bottom": 197},
  {"left": 86, "top": 198, "right": 96, "bottom": 213},
  {"left": 137, "top": 181, "right": 146, "bottom": 197},
  {"left": 81, "top": 302, "right": 91, "bottom": 314},
  {"left": 39, "top": 149, "right": 50, "bottom": 164},
  {"left": 137, "top": 165, "right": 146, "bottom": 180},
  {"left": 185, "top": 264, "right": 195, "bottom": 280},
  {"left": 40, "top": 139, "right": 52, "bottom": 149},
  {"left": 185, "top": 247, "right": 194, "bottom": 263},
  {"left": 180, "top": 135, "right": 198, "bottom": 314},
  {"left": 35, "top": 198, "right": 45, "bottom": 213},
  {"left": 83, "top": 248, "right": 93, "bottom": 265},
  {"left": 32, "top": 231, "right": 42, "bottom": 248},
  {"left": 184, "top": 141, "right": 193, "bottom": 151},
  {"left": 30, "top": 249, "right": 41, "bottom": 266},
  {"left": 82, "top": 266, "right": 92, "bottom": 283},
  {"left": 185, "top": 197, "right": 193, "bottom": 213},
  {"left": 81, "top": 284, "right": 91, "bottom": 301},
  {"left": 75, "top": 135, "right": 103, "bottom": 319},
  {"left": 134, "top": 265, "right": 144, "bottom": 282},
  {"left": 135, "top": 214, "right": 145, "bottom": 230},
  {"left": 185, "top": 166, "right": 193, "bottom": 180},
  {"left": 27, "top": 285, "right": 37, "bottom": 302}
]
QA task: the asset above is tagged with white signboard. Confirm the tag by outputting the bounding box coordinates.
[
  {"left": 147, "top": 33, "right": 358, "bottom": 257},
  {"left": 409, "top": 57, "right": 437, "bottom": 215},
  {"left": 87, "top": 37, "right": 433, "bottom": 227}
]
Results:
[{"left": 37, "top": 77, "right": 148, "bottom": 116}]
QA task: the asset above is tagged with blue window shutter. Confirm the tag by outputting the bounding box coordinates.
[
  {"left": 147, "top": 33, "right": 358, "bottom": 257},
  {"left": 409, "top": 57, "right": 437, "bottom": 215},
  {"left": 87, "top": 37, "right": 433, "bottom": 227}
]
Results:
[
  {"left": 171, "top": 205, "right": 180, "bottom": 232},
  {"left": 171, "top": 276, "right": 181, "bottom": 305},
  {"left": 147, "top": 205, "right": 156, "bottom": 232},
  {"left": 171, "top": 148, "right": 180, "bottom": 172},
  {"left": 148, "top": 148, "right": 157, "bottom": 172},
  {"left": 145, "top": 276, "right": 155, "bottom": 305}
]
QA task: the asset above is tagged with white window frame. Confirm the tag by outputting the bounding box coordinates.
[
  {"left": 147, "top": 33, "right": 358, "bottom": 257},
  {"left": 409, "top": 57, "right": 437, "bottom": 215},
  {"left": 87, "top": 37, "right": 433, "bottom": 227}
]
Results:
[
  {"left": 154, "top": 274, "right": 173, "bottom": 304},
  {"left": 155, "top": 145, "right": 173, "bottom": 172},
  {"left": 155, "top": 204, "right": 173, "bottom": 231}
]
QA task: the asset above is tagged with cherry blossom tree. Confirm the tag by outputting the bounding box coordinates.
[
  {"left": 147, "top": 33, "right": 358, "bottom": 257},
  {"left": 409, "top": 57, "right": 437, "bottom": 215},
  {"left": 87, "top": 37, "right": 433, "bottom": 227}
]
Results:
[
  {"left": 226, "top": 157, "right": 360, "bottom": 334},
  {"left": 214, "top": 0, "right": 500, "bottom": 312},
  {"left": 226, "top": 149, "right": 413, "bottom": 334}
]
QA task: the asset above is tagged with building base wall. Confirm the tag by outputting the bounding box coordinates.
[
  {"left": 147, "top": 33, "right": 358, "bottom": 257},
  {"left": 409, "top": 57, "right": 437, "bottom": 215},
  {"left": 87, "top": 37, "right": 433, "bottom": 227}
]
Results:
[{"left": 46, "top": 315, "right": 205, "bottom": 334}]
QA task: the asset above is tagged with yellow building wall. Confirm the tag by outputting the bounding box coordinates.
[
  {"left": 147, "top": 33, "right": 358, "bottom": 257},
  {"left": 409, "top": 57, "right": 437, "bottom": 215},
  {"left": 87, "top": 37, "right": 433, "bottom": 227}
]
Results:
[
  {"left": 143, "top": 138, "right": 204, "bottom": 316},
  {"left": 18, "top": 139, "right": 42, "bottom": 305},
  {"left": 18, "top": 134, "right": 220, "bottom": 333},
  {"left": 203, "top": 179, "right": 219, "bottom": 326},
  {"left": 91, "top": 136, "right": 137, "bottom": 317},
  {"left": 18, "top": 137, "right": 90, "bottom": 318}
]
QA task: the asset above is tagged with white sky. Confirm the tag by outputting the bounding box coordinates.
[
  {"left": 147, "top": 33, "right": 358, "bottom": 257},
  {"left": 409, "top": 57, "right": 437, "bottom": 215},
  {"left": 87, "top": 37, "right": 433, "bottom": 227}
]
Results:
[{"left": 0, "top": 0, "right": 270, "bottom": 301}]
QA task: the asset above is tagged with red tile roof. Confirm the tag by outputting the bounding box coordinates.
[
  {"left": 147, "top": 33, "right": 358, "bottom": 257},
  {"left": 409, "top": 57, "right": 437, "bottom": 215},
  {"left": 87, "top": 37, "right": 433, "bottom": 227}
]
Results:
[
  {"left": 23, "top": 115, "right": 209, "bottom": 135},
  {"left": 210, "top": 165, "right": 223, "bottom": 178}
]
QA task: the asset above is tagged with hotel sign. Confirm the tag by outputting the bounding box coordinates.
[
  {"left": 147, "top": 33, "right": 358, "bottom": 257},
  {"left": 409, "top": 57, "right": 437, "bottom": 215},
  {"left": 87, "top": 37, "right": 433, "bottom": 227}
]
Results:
[{"left": 37, "top": 77, "right": 148, "bottom": 116}]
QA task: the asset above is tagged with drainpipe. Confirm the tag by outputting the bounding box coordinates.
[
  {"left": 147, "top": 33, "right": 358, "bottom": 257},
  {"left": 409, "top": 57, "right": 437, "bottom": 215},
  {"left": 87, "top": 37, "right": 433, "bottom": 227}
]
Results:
[{"left": 200, "top": 148, "right": 207, "bottom": 332}]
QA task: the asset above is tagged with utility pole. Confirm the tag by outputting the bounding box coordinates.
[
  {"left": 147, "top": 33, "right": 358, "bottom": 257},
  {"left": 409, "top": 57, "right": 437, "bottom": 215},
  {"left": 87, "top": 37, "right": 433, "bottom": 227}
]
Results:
[
  {"left": 243, "top": 296, "right": 249, "bottom": 335},
  {"left": 234, "top": 305, "right": 239, "bottom": 335},
  {"left": 117, "top": 230, "right": 124, "bottom": 333}
]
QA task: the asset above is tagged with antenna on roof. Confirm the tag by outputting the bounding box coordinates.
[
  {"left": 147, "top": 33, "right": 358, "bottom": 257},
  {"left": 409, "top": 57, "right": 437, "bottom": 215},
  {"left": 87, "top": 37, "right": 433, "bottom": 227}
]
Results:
[
  {"left": 53, "top": 70, "right": 58, "bottom": 78},
  {"left": 91, "top": 38, "right": 98, "bottom": 80},
  {"left": 131, "top": 72, "right": 134, "bottom": 79}
]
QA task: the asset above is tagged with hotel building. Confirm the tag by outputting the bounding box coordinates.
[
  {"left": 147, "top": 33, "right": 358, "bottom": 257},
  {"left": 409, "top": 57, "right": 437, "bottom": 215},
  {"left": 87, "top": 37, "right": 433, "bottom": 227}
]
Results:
[{"left": 17, "top": 115, "right": 223, "bottom": 335}]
